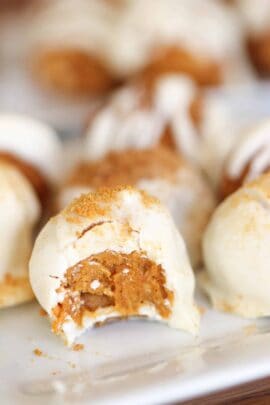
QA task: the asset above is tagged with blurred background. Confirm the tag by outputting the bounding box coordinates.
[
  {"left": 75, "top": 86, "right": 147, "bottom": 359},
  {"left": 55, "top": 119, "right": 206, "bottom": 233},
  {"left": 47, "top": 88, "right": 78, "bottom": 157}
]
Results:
[
  {"left": 0, "top": 0, "right": 269, "bottom": 135},
  {"left": 1, "top": 0, "right": 270, "bottom": 140}
]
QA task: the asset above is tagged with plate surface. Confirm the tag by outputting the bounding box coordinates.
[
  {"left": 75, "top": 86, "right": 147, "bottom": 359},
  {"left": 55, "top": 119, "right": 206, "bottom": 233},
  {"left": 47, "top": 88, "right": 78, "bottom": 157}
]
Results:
[{"left": 1, "top": 291, "right": 270, "bottom": 405}]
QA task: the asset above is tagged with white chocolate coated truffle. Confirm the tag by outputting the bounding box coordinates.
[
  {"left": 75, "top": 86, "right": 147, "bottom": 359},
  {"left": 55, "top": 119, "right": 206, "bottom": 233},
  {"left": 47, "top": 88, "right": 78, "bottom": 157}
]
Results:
[
  {"left": 30, "top": 187, "right": 199, "bottom": 345},
  {"left": 0, "top": 162, "right": 40, "bottom": 308},
  {"left": 84, "top": 74, "right": 238, "bottom": 178},
  {"left": 201, "top": 173, "right": 270, "bottom": 317},
  {"left": 85, "top": 75, "right": 200, "bottom": 163}
]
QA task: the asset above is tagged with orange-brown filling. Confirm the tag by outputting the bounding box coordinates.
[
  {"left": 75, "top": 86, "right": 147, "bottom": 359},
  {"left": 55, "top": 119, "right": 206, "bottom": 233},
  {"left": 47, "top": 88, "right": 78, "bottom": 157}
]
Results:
[{"left": 52, "top": 251, "right": 174, "bottom": 333}]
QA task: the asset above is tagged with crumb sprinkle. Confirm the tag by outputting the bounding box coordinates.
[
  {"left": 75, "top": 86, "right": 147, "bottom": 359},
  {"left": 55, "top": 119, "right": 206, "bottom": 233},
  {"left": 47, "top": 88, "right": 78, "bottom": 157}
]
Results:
[
  {"left": 33, "top": 348, "right": 43, "bottom": 357},
  {"left": 72, "top": 343, "right": 84, "bottom": 352},
  {"left": 63, "top": 186, "right": 159, "bottom": 223}
]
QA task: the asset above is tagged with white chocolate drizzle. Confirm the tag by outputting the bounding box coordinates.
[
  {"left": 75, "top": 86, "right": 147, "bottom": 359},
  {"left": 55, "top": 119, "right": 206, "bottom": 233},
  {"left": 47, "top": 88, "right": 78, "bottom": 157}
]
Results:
[{"left": 227, "top": 120, "right": 270, "bottom": 183}]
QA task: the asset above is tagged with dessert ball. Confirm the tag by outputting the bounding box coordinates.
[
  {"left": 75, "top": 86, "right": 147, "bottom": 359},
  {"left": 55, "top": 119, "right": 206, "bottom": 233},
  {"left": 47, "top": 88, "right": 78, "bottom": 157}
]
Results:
[
  {"left": 0, "top": 114, "right": 62, "bottom": 307},
  {"left": 84, "top": 74, "right": 202, "bottom": 163},
  {"left": 84, "top": 73, "right": 234, "bottom": 183},
  {"left": 28, "top": 0, "right": 119, "bottom": 96},
  {"left": 220, "top": 120, "right": 270, "bottom": 199},
  {"left": 200, "top": 173, "right": 270, "bottom": 318},
  {"left": 0, "top": 162, "right": 40, "bottom": 308},
  {"left": 59, "top": 147, "right": 216, "bottom": 268},
  {"left": 30, "top": 186, "right": 200, "bottom": 345}
]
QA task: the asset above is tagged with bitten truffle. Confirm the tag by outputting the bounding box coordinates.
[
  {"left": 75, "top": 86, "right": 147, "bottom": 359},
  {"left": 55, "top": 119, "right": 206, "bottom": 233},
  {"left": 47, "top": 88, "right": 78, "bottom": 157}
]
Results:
[{"left": 30, "top": 186, "right": 199, "bottom": 345}]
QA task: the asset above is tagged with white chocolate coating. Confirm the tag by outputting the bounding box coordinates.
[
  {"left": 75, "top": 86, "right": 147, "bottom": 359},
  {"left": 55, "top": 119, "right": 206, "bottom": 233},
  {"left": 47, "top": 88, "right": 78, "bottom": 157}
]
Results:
[
  {"left": 227, "top": 120, "right": 270, "bottom": 183},
  {"left": 59, "top": 165, "right": 216, "bottom": 268},
  {"left": 236, "top": 0, "right": 270, "bottom": 35},
  {"left": 137, "top": 172, "right": 215, "bottom": 269},
  {"left": 0, "top": 114, "right": 63, "bottom": 183},
  {"left": 200, "top": 173, "right": 270, "bottom": 317},
  {"left": 30, "top": 187, "right": 199, "bottom": 345},
  {"left": 0, "top": 162, "right": 40, "bottom": 283}
]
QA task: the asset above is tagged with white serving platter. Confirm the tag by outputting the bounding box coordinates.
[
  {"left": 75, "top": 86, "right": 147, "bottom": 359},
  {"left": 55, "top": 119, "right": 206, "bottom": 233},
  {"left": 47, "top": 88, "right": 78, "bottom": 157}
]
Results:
[{"left": 1, "top": 290, "right": 270, "bottom": 405}]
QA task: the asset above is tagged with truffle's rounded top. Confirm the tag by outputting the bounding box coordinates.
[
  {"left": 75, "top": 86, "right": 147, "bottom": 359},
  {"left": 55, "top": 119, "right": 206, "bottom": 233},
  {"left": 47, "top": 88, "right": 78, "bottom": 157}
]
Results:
[
  {"left": 30, "top": 186, "right": 199, "bottom": 344},
  {"left": 201, "top": 172, "right": 270, "bottom": 318},
  {"left": 0, "top": 113, "right": 63, "bottom": 183},
  {"left": 0, "top": 161, "right": 40, "bottom": 282}
]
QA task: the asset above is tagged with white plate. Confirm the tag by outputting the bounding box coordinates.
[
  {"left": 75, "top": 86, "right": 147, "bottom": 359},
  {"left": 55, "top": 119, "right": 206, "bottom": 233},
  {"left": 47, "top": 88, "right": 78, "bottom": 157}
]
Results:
[{"left": 1, "top": 290, "right": 270, "bottom": 405}]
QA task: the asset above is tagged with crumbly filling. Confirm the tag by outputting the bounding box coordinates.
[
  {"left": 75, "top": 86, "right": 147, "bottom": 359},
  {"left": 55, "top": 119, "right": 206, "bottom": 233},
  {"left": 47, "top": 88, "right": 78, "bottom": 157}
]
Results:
[
  {"left": 66, "top": 147, "right": 183, "bottom": 189},
  {"left": 52, "top": 251, "right": 174, "bottom": 333}
]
